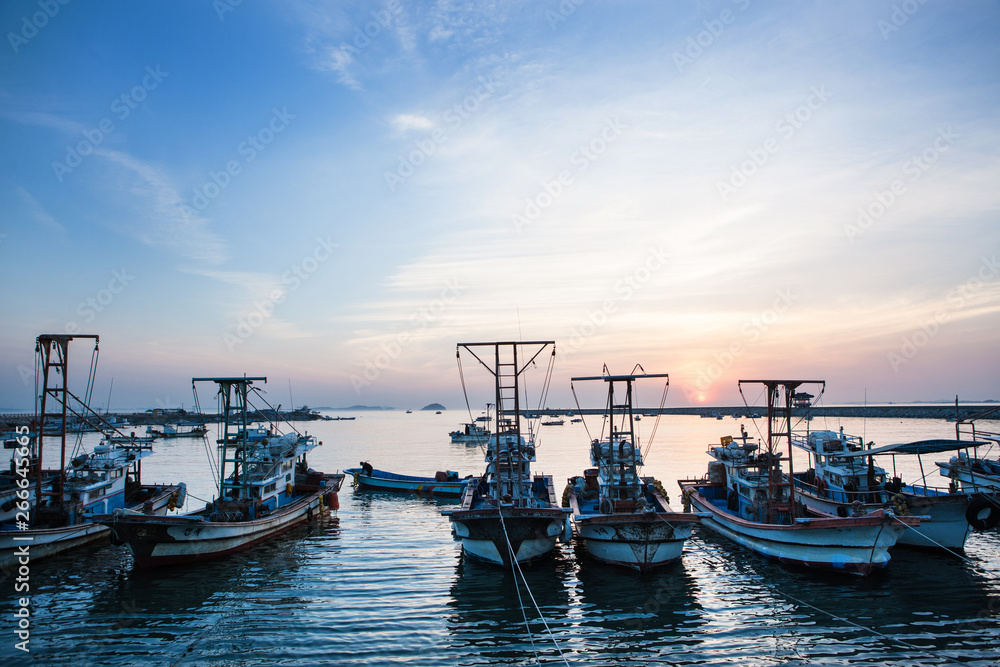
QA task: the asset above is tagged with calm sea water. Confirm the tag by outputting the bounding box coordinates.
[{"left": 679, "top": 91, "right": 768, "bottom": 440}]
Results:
[{"left": 3, "top": 411, "right": 999, "bottom": 666}]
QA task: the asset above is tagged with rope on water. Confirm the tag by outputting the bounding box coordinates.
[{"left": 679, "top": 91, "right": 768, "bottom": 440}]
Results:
[
  {"left": 498, "top": 510, "right": 571, "bottom": 666},
  {"left": 685, "top": 540, "right": 982, "bottom": 667},
  {"left": 891, "top": 516, "right": 1000, "bottom": 580}
]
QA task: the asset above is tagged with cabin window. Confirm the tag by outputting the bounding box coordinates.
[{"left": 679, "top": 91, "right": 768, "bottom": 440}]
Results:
[{"left": 286, "top": 474, "right": 291, "bottom": 482}]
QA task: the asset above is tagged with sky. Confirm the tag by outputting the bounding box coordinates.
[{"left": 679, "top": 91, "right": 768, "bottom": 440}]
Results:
[{"left": 1, "top": 0, "right": 998, "bottom": 412}]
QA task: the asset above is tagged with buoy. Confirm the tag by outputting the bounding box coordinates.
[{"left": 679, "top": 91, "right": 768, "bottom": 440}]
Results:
[{"left": 329, "top": 492, "right": 340, "bottom": 511}]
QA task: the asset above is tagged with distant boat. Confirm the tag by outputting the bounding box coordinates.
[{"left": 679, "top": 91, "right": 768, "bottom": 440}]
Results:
[
  {"left": 345, "top": 462, "right": 469, "bottom": 497},
  {"left": 541, "top": 419, "right": 564, "bottom": 426},
  {"left": 443, "top": 342, "right": 570, "bottom": 567},
  {"left": 567, "top": 369, "right": 700, "bottom": 572},
  {"left": 679, "top": 380, "right": 921, "bottom": 576},
  {"left": 450, "top": 421, "right": 490, "bottom": 444},
  {"left": 98, "top": 376, "right": 343, "bottom": 569},
  {"left": 146, "top": 423, "right": 208, "bottom": 439}
]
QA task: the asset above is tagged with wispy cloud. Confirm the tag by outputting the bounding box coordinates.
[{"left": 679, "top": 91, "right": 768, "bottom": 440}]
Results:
[
  {"left": 2, "top": 110, "right": 88, "bottom": 135},
  {"left": 14, "top": 185, "right": 65, "bottom": 233},
  {"left": 93, "top": 149, "right": 229, "bottom": 265}
]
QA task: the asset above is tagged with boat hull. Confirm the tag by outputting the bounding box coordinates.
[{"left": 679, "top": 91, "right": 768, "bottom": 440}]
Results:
[
  {"left": 101, "top": 485, "right": 341, "bottom": 569},
  {"left": 345, "top": 468, "right": 466, "bottom": 497},
  {"left": 680, "top": 481, "right": 916, "bottom": 576},
  {"left": 573, "top": 511, "right": 697, "bottom": 572},
  {"left": 448, "top": 507, "right": 567, "bottom": 567},
  {"left": 0, "top": 484, "right": 179, "bottom": 568},
  {"left": 791, "top": 481, "right": 972, "bottom": 550}
]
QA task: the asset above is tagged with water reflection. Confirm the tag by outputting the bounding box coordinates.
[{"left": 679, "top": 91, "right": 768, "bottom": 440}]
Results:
[{"left": 446, "top": 545, "right": 574, "bottom": 664}]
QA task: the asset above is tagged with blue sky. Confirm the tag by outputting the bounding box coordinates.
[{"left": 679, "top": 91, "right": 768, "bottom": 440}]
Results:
[{"left": 1, "top": 0, "right": 998, "bottom": 411}]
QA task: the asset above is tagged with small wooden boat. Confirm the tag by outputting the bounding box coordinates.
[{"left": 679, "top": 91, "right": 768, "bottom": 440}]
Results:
[
  {"left": 678, "top": 380, "right": 921, "bottom": 577},
  {"left": 567, "top": 369, "right": 700, "bottom": 572},
  {"left": 345, "top": 462, "right": 469, "bottom": 497},
  {"left": 146, "top": 423, "right": 208, "bottom": 439},
  {"left": 98, "top": 376, "right": 343, "bottom": 569},
  {"left": 443, "top": 342, "right": 570, "bottom": 568}
]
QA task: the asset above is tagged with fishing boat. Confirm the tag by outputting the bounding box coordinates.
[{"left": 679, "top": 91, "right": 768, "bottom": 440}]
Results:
[
  {"left": 566, "top": 369, "right": 700, "bottom": 571},
  {"left": 449, "top": 419, "right": 490, "bottom": 444},
  {"left": 98, "top": 376, "right": 344, "bottom": 569},
  {"left": 789, "top": 428, "right": 992, "bottom": 550},
  {"left": 934, "top": 404, "right": 1000, "bottom": 530},
  {"left": 0, "top": 334, "right": 183, "bottom": 568},
  {"left": 146, "top": 423, "right": 208, "bottom": 439},
  {"left": 345, "top": 462, "right": 470, "bottom": 497},
  {"left": 678, "top": 380, "right": 921, "bottom": 576},
  {"left": 442, "top": 341, "right": 570, "bottom": 568},
  {"left": 940, "top": 452, "right": 1000, "bottom": 494}
]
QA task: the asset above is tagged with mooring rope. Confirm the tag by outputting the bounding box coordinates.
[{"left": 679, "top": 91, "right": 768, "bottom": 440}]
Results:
[
  {"left": 684, "top": 540, "right": 976, "bottom": 667},
  {"left": 890, "top": 515, "right": 1000, "bottom": 580},
  {"left": 497, "top": 509, "right": 572, "bottom": 666}
]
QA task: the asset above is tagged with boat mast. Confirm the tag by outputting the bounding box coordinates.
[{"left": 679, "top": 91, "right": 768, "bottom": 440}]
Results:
[
  {"left": 458, "top": 341, "right": 554, "bottom": 506},
  {"left": 572, "top": 372, "right": 669, "bottom": 505},
  {"left": 740, "top": 379, "right": 824, "bottom": 522},
  {"left": 34, "top": 334, "right": 99, "bottom": 520},
  {"left": 194, "top": 376, "right": 267, "bottom": 502}
]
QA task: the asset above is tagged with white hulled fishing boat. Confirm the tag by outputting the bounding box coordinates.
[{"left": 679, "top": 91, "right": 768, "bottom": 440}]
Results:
[
  {"left": 443, "top": 341, "right": 570, "bottom": 567},
  {"left": 679, "top": 380, "right": 921, "bottom": 576},
  {"left": 789, "top": 429, "right": 991, "bottom": 550},
  {"left": 567, "top": 368, "right": 700, "bottom": 571},
  {"left": 99, "top": 376, "right": 343, "bottom": 569}
]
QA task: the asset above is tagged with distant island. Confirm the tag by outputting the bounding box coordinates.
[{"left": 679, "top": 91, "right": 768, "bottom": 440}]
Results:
[
  {"left": 421, "top": 403, "right": 446, "bottom": 411},
  {"left": 333, "top": 405, "right": 395, "bottom": 411}
]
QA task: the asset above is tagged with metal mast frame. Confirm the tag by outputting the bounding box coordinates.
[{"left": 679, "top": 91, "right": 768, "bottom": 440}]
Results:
[
  {"left": 458, "top": 341, "right": 554, "bottom": 506},
  {"left": 572, "top": 372, "right": 669, "bottom": 504},
  {"left": 34, "top": 334, "right": 99, "bottom": 518},
  {"left": 193, "top": 376, "right": 267, "bottom": 503},
  {"left": 739, "top": 379, "right": 824, "bottom": 523}
]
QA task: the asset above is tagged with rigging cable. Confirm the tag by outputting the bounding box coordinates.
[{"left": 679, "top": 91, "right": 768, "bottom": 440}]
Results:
[
  {"left": 569, "top": 382, "right": 593, "bottom": 444},
  {"left": 72, "top": 339, "right": 101, "bottom": 458},
  {"left": 456, "top": 351, "right": 488, "bottom": 457},
  {"left": 641, "top": 379, "right": 670, "bottom": 463}
]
